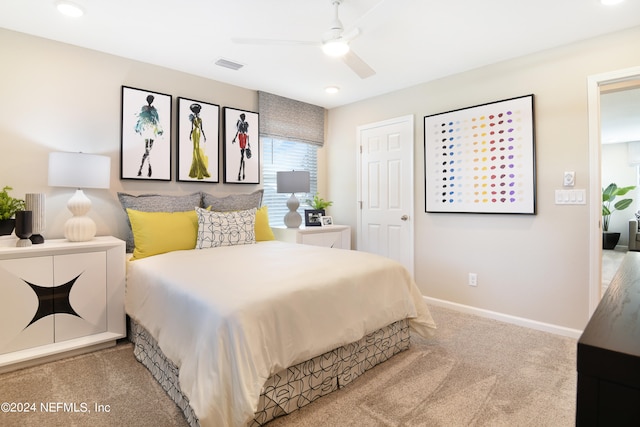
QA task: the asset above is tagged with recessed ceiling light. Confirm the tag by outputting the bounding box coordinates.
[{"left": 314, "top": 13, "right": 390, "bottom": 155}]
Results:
[
  {"left": 600, "top": 0, "right": 624, "bottom": 5},
  {"left": 325, "top": 86, "right": 340, "bottom": 94},
  {"left": 56, "top": 1, "right": 84, "bottom": 17}
]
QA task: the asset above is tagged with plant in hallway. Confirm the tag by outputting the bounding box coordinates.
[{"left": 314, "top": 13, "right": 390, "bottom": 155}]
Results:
[
  {"left": 602, "top": 182, "right": 636, "bottom": 249},
  {"left": 602, "top": 183, "right": 636, "bottom": 231}
]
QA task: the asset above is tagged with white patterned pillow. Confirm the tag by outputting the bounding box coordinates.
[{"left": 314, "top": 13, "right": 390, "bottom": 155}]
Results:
[{"left": 196, "top": 207, "right": 256, "bottom": 249}]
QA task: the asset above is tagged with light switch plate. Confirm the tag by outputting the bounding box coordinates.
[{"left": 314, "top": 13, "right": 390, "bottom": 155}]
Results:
[{"left": 555, "top": 189, "right": 586, "bottom": 204}]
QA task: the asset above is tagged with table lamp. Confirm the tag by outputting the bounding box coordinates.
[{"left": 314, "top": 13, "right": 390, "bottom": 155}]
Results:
[
  {"left": 48, "top": 152, "right": 111, "bottom": 242},
  {"left": 277, "top": 171, "right": 310, "bottom": 228}
]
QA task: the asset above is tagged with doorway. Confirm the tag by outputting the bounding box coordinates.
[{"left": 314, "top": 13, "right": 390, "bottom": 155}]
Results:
[
  {"left": 356, "top": 115, "right": 414, "bottom": 275},
  {"left": 588, "top": 66, "right": 640, "bottom": 315}
]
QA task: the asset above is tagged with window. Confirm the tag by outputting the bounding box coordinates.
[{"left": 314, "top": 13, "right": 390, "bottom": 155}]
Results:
[{"left": 262, "top": 137, "right": 318, "bottom": 226}]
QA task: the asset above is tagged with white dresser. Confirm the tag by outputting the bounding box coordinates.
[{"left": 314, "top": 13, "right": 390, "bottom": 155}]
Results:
[{"left": 0, "top": 236, "right": 126, "bottom": 373}]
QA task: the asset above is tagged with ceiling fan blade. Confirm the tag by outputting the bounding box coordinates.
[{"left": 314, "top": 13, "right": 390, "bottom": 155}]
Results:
[
  {"left": 231, "top": 37, "right": 318, "bottom": 47},
  {"left": 343, "top": 50, "right": 375, "bottom": 79}
]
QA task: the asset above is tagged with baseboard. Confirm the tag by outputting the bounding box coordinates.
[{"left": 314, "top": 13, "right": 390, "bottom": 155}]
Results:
[{"left": 423, "top": 296, "right": 583, "bottom": 339}]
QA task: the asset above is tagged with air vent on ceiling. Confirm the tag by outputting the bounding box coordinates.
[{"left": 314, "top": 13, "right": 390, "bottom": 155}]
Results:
[{"left": 215, "top": 58, "right": 244, "bottom": 71}]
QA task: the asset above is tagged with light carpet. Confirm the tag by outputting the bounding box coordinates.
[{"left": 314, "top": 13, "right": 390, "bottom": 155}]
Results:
[{"left": 0, "top": 306, "right": 577, "bottom": 426}]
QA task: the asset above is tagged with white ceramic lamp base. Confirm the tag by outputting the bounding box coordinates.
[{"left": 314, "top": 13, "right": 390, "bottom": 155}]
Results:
[{"left": 64, "top": 189, "right": 96, "bottom": 242}]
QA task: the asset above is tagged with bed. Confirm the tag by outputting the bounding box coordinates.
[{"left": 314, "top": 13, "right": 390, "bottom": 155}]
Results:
[{"left": 119, "top": 190, "right": 436, "bottom": 427}]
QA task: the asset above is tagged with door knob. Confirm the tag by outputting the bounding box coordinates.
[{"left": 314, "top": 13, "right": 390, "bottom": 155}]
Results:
[{"left": 401, "top": 215, "right": 409, "bottom": 221}]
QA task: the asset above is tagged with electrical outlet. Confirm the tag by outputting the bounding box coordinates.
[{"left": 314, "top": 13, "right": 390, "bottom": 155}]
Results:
[{"left": 468, "top": 273, "right": 477, "bottom": 287}]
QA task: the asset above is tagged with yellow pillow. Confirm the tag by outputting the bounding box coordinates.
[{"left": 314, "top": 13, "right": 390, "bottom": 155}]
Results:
[
  {"left": 127, "top": 209, "right": 198, "bottom": 260},
  {"left": 255, "top": 206, "right": 275, "bottom": 241}
]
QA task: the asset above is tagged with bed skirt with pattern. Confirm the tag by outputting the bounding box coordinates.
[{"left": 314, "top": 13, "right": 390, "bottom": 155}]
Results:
[{"left": 128, "top": 317, "right": 410, "bottom": 426}]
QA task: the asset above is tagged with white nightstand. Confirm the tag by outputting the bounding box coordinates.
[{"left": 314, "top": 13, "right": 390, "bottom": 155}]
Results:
[
  {"left": 272, "top": 225, "right": 351, "bottom": 249},
  {"left": 0, "top": 236, "right": 126, "bottom": 373}
]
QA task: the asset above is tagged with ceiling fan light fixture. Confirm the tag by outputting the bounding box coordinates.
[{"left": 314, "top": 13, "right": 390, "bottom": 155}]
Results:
[
  {"left": 322, "top": 39, "right": 349, "bottom": 57},
  {"left": 56, "top": 1, "right": 84, "bottom": 17}
]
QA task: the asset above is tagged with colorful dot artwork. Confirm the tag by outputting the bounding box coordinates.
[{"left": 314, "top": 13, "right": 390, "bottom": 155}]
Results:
[{"left": 424, "top": 95, "right": 535, "bottom": 214}]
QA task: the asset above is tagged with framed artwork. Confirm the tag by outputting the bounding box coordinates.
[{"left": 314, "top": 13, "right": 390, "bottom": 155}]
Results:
[
  {"left": 120, "top": 86, "right": 172, "bottom": 181},
  {"left": 424, "top": 94, "right": 536, "bottom": 214},
  {"left": 223, "top": 107, "right": 260, "bottom": 184},
  {"left": 320, "top": 216, "right": 334, "bottom": 226},
  {"left": 177, "top": 97, "right": 220, "bottom": 182},
  {"left": 305, "top": 209, "right": 324, "bottom": 227}
]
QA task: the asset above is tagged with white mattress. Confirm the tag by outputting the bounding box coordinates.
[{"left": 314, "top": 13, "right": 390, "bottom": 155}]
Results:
[{"left": 125, "top": 241, "right": 436, "bottom": 427}]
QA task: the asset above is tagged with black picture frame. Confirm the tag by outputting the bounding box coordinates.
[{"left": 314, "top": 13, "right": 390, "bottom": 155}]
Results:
[
  {"left": 177, "top": 97, "right": 220, "bottom": 183},
  {"left": 120, "top": 86, "right": 172, "bottom": 181},
  {"left": 424, "top": 94, "right": 536, "bottom": 214},
  {"left": 222, "top": 107, "right": 260, "bottom": 184},
  {"left": 305, "top": 209, "right": 325, "bottom": 227}
]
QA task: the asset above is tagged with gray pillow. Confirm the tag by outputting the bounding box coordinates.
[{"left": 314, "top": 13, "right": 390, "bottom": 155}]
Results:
[
  {"left": 117, "top": 192, "right": 203, "bottom": 253},
  {"left": 201, "top": 189, "right": 263, "bottom": 212}
]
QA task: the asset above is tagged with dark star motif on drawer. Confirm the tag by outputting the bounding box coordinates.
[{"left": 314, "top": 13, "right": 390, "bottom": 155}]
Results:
[{"left": 23, "top": 274, "right": 82, "bottom": 328}]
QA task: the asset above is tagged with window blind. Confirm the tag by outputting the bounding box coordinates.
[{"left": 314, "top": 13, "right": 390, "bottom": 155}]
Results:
[
  {"left": 262, "top": 137, "right": 318, "bottom": 227},
  {"left": 258, "top": 91, "right": 325, "bottom": 146}
]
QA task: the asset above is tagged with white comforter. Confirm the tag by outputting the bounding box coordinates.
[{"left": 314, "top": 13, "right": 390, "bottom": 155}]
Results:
[{"left": 125, "top": 241, "right": 436, "bottom": 427}]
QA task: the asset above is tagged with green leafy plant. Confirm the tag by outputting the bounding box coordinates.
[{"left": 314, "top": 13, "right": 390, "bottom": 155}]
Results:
[
  {"left": 306, "top": 193, "right": 333, "bottom": 210},
  {"left": 0, "top": 186, "right": 26, "bottom": 221},
  {"left": 602, "top": 183, "right": 636, "bottom": 232}
]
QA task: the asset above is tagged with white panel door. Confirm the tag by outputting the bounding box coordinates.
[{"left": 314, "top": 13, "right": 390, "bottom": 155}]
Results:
[{"left": 357, "top": 115, "right": 414, "bottom": 274}]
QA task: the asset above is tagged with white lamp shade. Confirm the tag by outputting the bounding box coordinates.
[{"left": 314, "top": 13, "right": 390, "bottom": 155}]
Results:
[
  {"left": 277, "top": 171, "right": 310, "bottom": 194},
  {"left": 48, "top": 152, "right": 111, "bottom": 189}
]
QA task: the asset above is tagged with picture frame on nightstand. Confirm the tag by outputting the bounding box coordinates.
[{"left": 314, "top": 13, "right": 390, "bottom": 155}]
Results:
[
  {"left": 304, "top": 209, "right": 324, "bottom": 226},
  {"left": 320, "top": 216, "right": 333, "bottom": 226}
]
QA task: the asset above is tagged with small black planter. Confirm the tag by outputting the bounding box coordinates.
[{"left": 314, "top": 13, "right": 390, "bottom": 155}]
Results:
[
  {"left": 15, "top": 210, "right": 32, "bottom": 247},
  {"left": 0, "top": 219, "right": 15, "bottom": 236},
  {"left": 603, "top": 232, "right": 621, "bottom": 250}
]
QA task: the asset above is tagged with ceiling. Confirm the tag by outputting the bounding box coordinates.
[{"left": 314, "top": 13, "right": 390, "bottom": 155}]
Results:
[{"left": 1, "top": 0, "right": 640, "bottom": 110}]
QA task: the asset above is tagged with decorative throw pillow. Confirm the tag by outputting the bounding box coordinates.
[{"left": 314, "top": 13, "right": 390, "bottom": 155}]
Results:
[
  {"left": 196, "top": 207, "right": 257, "bottom": 249},
  {"left": 201, "top": 189, "right": 263, "bottom": 212},
  {"left": 126, "top": 209, "right": 198, "bottom": 260},
  {"left": 255, "top": 205, "right": 275, "bottom": 241},
  {"left": 635, "top": 210, "right": 640, "bottom": 230},
  {"left": 118, "top": 192, "right": 203, "bottom": 253}
]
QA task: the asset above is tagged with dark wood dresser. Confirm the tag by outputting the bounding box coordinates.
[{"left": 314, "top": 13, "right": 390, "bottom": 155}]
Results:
[{"left": 576, "top": 251, "right": 640, "bottom": 425}]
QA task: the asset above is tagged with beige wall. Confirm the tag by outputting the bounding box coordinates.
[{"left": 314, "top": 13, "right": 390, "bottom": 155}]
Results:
[
  {"left": 0, "top": 28, "right": 260, "bottom": 242},
  {"left": 2, "top": 26, "right": 640, "bottom": 332},
  {"left": 326, "top": 26, "right": 640, "bottom": 331}
]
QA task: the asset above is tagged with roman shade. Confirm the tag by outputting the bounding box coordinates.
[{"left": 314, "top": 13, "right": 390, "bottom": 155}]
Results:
[{"left": 258, "top": 91, "right": 325, "bottom": 146}]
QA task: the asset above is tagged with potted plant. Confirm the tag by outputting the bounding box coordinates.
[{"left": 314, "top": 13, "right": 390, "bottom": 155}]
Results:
[
  {"left": 602, "top": 182, "right": 636, "bottom": 249},
  {"left": 0, "top": 186, "right": 26, "bottom": 236},
  {"left": 306, "top": 192, "right": 333, "bottom": 211}
]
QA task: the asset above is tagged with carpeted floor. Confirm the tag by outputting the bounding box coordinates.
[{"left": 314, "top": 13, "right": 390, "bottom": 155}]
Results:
[{"left": 0, "top": 306, "right": 577, "bottom": 426}]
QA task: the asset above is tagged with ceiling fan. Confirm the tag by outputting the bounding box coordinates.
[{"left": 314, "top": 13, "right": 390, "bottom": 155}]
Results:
[{"left": 231, "top": 0, "right": 376, "bottom": 79}]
